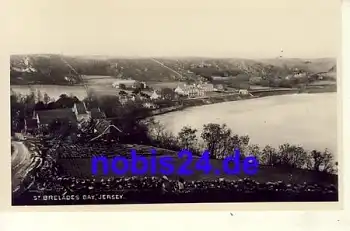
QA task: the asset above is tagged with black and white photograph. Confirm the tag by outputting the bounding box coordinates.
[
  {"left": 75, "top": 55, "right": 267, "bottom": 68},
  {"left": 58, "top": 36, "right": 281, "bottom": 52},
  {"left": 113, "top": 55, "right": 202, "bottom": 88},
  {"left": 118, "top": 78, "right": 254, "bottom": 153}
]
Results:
[{"left": 9, "top": 0, "right": 339, "bottom": 206}]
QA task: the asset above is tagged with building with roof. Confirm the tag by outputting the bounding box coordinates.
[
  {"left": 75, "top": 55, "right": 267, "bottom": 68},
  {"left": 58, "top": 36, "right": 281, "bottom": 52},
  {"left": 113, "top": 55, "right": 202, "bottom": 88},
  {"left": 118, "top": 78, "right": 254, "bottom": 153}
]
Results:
[
  {"left": 112, "top": 79, "right": 138, "bottom": 89},
  {"left": 72, "top": 102, "right": 89, "bottom": 121},
  {"left": 150, "top": 90, "right": 161, "bottom": 100},
  {"left": 94, "top": 119, "right": 112, "bottom": 135},
  {"left": 33, "top": 108, "right": 78, "bottom": 128},
  {"left": 174, "top": 83, "right": 204, "bottom": 98},
  {"left": 238, "top": 89, "right": 249, "bottom": 95},
  {"left": 199, "top": 83, "right": 214, "bottom": 92},
  {"left": 214, "top": 84, "right": 225, "bottom": 91},
  {"left": 139, "top": 91, "right": 151, "bottom": 100},
  {"left": 249, "top": 77, "right": 263, "bottom": 84},
  {"left": 211, "top": 76, "right": 231, "bottom": 81},
  {"left": 89, "top": 108, "right": 106, "bottom": 119},
  {"left": 142, "top": 102, "right": 158, "bottom": 109},
  {"left": 174, "top": 85, "right": 186, "bottom": 95},
  {"left": 24, "top": 118, "right": 38, "bottom": 134}
]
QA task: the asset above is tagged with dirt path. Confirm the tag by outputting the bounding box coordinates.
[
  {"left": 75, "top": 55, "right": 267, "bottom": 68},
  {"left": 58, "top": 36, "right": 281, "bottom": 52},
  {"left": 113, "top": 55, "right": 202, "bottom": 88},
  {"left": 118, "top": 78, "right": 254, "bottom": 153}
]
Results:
[{"left": 11, "top": 141, "right": 32, "bottom": 192}]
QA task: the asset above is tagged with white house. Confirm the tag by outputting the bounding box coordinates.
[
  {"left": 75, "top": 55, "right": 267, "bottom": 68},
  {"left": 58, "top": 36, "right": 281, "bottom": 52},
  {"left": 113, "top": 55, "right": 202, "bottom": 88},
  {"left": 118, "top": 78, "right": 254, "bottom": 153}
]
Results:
[
  {"left": 199, "top": 83, "right": 214, "bottom": 92},
  {"left": 150, "top": 91, "right": 161, "bottom": 100},
  {"left": 143, "top": 102, "right": 157, "bottom": 109},
  {"left": 238, "top": 89, "right": 249, "bottom": 95},
  {"left": 214, "top": 84, "right": 224, "bottom": 91},
  {"left": 112, "top": 79, "right": 137, "bottom": 89},
  {"left": 174, "top": 85, "right": 186, "bottom": 95},
  {"left": 187, "top": 85, "right": 204, "bottom": 98},
  {"left": 174, "top": 83, "right": 204, "bottom": 98}
]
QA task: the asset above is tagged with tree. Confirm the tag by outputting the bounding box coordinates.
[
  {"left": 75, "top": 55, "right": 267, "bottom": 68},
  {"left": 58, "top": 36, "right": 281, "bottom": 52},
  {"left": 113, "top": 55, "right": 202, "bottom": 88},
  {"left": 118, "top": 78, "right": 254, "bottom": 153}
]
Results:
[
  {"left": 43, "top": 93, "right": 50, "bottom": 104},
  {"left": 69, "top": 94, "right": 81, "bottom": 104},
  {"left": 247, "top": 144, "right": 260, "bottom": 159},
  {"left": 260, "top": 145, "right": 280, "bottom": 166},
  {"left": 320, "top": 149, "right": 336, "bottom": 173},
  {"left": 278, "top": 143, "right": 308, "bottom": 168},
  {"left": 160, "top": 88, "right": 175, "bottom": 100},
  {"left": 119, "top": 83, "right": 126, "bottom": 90},
  {"left": 260, "top": 79, "right": 270, "bottom": 87},
  {"left": 36, "top": 90, "right": 43, "bottom": 102},
  {"left": 97, "top": 95, "right": 121, "bottom": 117},
  {"left": 145, "top": 118, "right": 179, "bottom": 149},
  {"left": 199, "top": 123, "right": 252, "bottom": 159},
  {"left": 133, "top": 82, "right": 143, "bottom": 90},
  {"left": 22, "top": 90, "right": 36, "bottom": 118},
  {"left": 34, "top": 101, "right": 46, "bottom": 111},
  {"left": 158, "top": 130, "right": 178, "bottom": 150},
  {"left": 201, "top": 123, "right": 232, "bottom": 159},
  {"left": 47, "top": 101, "right": 56, "bottom": 110},
  {"left": 55, "top": 94, "right": 76, "bottom": 108},
  {"left": 238, "top": 135, "right": 250, "bottom": 156},
  {"left": 26, "top": 90, "right": 36, "bottom": 105},
  {"left": 307, "top": 149, "right": 336, "bottom": 173},
  {"left": 307, "top": 150, "right": 323, "bottom": 171},
  {"left": 10, "top": 90, "right": 25, "bottom": 132},
  {"left": 178, "top": 126, "right": 197, "bottom": 151},
  {"left": 119, "top": 90, "right": 128, "bottom": 96},
  {"left": 132, "top": 88, "right": 141, "bottom": 94},
  {"left": 140, "top": 92, "right": 151, "bottom": 99},
  {"left": 84, "top": 90, "right": 98, "bottom": 109},
  {"left": 147, "top": 118, "right": 165, "bottom": 141}
]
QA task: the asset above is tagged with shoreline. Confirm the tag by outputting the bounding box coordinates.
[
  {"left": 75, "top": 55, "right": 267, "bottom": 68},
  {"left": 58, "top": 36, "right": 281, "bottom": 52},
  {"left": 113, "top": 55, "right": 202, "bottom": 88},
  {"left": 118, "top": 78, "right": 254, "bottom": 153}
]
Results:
[
  {"left": 150, "top": 86, "right": 336, "bottom": 117},
  {"left": 151, "top": 89, "right": 337, "bottom": 156},
  {"left": 10, "top": 83, "right": 336, "bottom": 118}
]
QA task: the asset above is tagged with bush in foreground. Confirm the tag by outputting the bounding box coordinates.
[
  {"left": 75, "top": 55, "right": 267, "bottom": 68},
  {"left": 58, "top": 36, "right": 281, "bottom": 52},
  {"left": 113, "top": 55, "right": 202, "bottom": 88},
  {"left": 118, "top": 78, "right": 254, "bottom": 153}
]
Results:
[{"left": 13, "top": 176, "right": 338, "bottom": 205}]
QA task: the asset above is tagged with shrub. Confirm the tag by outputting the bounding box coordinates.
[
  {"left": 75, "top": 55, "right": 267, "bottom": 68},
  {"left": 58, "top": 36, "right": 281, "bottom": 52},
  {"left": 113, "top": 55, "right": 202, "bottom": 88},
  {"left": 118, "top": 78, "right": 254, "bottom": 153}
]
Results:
[
  {"left": 260, "top": 145, "right": 281, "bottom": 166},
  {"left": 177, "top": 126, "right": 198, "bottom": 152},
  {"left": 278, "top": 144, "right": 308, "bottom": 169},
  {"left": 307, "top": 149, "right": 336, "bottom": 174}
]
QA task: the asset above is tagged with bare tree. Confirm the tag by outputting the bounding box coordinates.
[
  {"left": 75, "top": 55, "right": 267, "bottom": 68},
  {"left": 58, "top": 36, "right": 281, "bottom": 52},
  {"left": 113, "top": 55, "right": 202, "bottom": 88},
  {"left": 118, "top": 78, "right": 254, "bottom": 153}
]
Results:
[
  {"left": 43, "top": 93, "right": 50, "bottom": 104},
  {"left": 119, "top": 83, "right": 126, "bottom": 90},
  {"left": 260, "top": 145, "right": 280, "bottom": 166},
  {"left": 201, "top": 123, "right": 235, "bottom": 159},
  {"left": 36, "top": 90, "right": 43, "bottom": 102},
  {"left": 279, "top": 143, "right": 308, "bottom": 168},
  {"left": 307, "top": 149, "right": 336, "bottom": 173},
  {"left": 178, "top": 126, "right": 197, "bottom": 151}
]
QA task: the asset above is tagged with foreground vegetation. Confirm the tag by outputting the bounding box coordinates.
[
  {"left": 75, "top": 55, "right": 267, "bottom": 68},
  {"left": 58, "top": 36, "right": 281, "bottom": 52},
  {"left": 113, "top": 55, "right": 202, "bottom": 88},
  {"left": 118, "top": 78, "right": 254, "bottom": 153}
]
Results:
[
  {"left": 14, "top": 176, "right": 337, "bottom": 205},
  {"left": 11, "top": 90, "right": 338, "bottom": 204},
  {"left": 11, "top": 90, "right": 338, "bottom": 177}
]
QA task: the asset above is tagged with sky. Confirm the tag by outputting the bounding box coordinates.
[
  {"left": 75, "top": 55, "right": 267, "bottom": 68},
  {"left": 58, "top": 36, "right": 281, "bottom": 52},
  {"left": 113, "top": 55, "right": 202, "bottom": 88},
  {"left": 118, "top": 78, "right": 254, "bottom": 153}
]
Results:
[{"left": 5, "top": 0, "right": 340, "bottom": 58}]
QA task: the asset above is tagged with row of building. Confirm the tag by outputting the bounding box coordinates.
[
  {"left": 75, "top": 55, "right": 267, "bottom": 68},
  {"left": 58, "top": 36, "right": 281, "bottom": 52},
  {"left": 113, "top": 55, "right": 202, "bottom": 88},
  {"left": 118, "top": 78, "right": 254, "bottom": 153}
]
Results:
[
  {"left": 173, "top": 83, "right": 218, "bottom": 98},
  {"left": 23, "top": 97, "right": 161, "bottom": 135},
  {"left": 112, "top": 78, "right": 224, "bottom": 99},
  {"left": 24, "top": 102, "right": 107, "bottom": 134},
  {"left": 112, "top": 79, "right": 147, "bottom": 89}
]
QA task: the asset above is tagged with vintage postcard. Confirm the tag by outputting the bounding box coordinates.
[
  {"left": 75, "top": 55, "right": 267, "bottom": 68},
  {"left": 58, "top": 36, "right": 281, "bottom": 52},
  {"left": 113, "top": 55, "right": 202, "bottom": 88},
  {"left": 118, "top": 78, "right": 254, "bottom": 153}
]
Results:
[{"left": 3, "top": 0, "right": 342, "bottom": 210}]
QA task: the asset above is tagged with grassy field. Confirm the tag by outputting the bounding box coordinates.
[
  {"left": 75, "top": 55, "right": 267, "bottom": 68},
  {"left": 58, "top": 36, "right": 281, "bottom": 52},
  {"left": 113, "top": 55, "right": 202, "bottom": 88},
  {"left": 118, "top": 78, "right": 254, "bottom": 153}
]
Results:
[
  {"left": 81, "top": 75, "right": 117, "bottom": 86},
  {"left": 57, "top": 151, "right": 337, "bottom": 185},
  {"left": 147, "top": 81, "right": 184, "bottom": 90}
]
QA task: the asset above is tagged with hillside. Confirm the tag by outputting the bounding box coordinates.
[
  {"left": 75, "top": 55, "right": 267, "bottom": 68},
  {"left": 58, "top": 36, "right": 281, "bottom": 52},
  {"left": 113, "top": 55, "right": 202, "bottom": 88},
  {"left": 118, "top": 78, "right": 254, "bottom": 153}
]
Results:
[{"left": 10, "top": 54, "right": 336, "bottom": 85}]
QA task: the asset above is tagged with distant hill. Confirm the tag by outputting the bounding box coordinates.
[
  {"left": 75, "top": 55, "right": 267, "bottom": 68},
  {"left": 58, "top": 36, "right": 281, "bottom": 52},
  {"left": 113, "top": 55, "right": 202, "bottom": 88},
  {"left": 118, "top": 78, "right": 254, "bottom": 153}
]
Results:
[{"left": 10, "top": 54, "right": 336, "bottom": 85}]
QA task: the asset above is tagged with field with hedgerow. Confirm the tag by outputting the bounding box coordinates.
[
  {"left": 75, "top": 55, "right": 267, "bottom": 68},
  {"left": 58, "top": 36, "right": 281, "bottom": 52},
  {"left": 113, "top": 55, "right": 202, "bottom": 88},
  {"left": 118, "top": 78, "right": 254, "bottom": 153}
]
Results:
[{"left": 57, "top": 154, "right": 337, "bottom": 185}]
